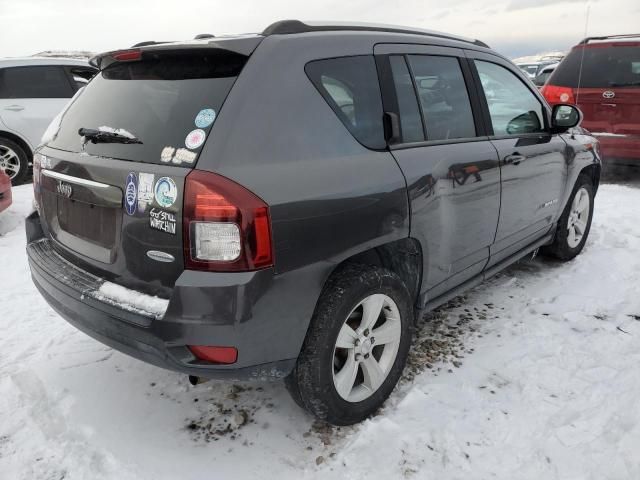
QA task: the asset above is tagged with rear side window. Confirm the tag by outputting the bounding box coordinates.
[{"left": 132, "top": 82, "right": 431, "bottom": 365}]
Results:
[
  {"left": 48, "top": 51, "right": 247, "bottom": 164},
  {"left": 407, "top": 55, "right": 477, "bottom": 141},
  {"left": 551, "top": 45, "right": 640, "bottom": 88},
  {"left": 0, "top": 66, "right": 74, "bottom": 99},
  {"left": 306, "top": 56, "right": 385, "bottom": 149},
  {"left": 389, "top": 56, "right": 425, "bottom": 143},
  {"left": 475, "top": 61, "right": 545, "bottom": 136}
]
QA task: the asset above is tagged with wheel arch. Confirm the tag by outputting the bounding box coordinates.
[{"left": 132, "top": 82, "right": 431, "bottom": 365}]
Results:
[
  {"left": 326, "top": 237, "right": 423, "bottom": 308},
  {"left": 0, "top": 130, "right": 33, "bottom": 159},
  {"left": 579, "top": 163, "right": 601, "bottom": 192}
]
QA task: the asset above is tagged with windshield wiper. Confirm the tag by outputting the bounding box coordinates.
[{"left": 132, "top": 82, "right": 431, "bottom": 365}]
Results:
[
  {"left": 78, "top": 127, "right": 143, "bottom": 145},
  {"left": 608, "top": 81, "right": 640, "bottom": 87}
]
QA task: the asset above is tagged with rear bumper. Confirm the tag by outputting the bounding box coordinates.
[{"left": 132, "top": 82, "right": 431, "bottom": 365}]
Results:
[
  {"left": 25, "top": 211, "right": 325, "bottom": 381},
  {"left": 593, "top": 134, "right": 640, "bottom": 162}
]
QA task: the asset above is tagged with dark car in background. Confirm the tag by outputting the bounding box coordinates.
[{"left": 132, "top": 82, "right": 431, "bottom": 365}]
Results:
[
  {"left": 26, "top": 20, "right": 599, "bottom": 426},
  {"left": 542, "top": 34, "right": 640, "bottom": 165}
]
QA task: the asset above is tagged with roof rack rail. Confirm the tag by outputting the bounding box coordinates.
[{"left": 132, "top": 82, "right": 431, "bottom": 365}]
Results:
[
  {"left": 262, "top": 20, "right": 490, "bottom": 48},
  {"left": 578, "top": 33, "right": 640, "bottom": 44}
]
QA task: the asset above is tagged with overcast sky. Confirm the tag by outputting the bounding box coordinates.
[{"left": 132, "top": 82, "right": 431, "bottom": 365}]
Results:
[{"left": 1, "top": 0, "right": 638, "bottom": 59}]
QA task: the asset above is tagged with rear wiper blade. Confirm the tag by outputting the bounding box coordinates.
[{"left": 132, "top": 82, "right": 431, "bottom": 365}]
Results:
[{"left": 78, "top": 127, "right": 143, "bottom": 145}]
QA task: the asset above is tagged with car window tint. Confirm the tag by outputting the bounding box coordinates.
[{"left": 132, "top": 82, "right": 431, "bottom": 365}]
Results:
[
  {"left": 407, "top": 55, "right": 476, "bottom": 141},
  {"left": 306, "top": 56, "right": 385, "bottom": 149},
  {"left": 389, "top": 56, "right": 425, "bottom": 143},
  {"left": 475, "top": 60, "right": 545, "bottom": 136},
  {"left": 0, "top": 66, "right": 73, "bottom": 99},
  {"left": 550, "top": 45, "right": 640, "bottom": 88}
]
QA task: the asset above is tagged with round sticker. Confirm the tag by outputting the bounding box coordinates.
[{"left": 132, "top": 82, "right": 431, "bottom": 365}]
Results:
[
  {"left": 185, "top": 129, "right": 206, "bottom": 150},
  {"left": 154, "top": 177, "right": 178, "bottom": 208},
  {"left": 195, "top": 108, "right": 216, "bottom": 128},
  {"left": 125, "top": 172, "right": 138, "bottom": 216}
]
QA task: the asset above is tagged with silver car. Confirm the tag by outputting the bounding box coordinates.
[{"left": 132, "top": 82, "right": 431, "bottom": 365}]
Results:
[{"left": 0, "top": 57, "right": 96, "bottom": 183}]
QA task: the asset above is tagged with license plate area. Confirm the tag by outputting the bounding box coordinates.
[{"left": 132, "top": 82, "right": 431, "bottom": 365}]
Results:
[{"left": 41, "top": 171, "right": 123, "bottom": 264}]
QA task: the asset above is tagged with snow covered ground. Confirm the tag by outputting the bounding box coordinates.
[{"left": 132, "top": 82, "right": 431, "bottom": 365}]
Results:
[{"left": 1, "top": 181, "right": 639, "bottom": 479}]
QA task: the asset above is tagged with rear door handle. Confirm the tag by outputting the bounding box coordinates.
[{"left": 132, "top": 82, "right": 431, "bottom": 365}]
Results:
[
  {"left": 4, "top": 105, "right": 24, "bottom": 112},
  {"left": 504, "top": 153, "right": 525, "bottom": 165}
]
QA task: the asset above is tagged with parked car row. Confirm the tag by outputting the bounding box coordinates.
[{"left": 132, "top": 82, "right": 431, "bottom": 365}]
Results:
[
  {"left": 0, "top": 57, "right": 96, "bottom": 183},
  {"left": 25, "top": 20, "right": 599, "bottom": 425}
]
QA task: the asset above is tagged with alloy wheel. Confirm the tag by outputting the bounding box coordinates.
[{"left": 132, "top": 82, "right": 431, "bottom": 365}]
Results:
[
  {"left": 332, "top": 293, "right": 402, "bottom": 402},
  {"left": 0, "top": 145, "right": 21, "bottom": 180},
  {"left": 567, "top": 187, "right": 590, "bottom": 248}
]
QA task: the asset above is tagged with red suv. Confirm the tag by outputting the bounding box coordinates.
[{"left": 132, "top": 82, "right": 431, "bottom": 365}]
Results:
[{"left": 542, "top": 34, "right": 640, "bottom": 165}]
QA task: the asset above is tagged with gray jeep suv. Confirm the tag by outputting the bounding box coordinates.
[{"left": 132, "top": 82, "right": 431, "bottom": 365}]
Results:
[{"left": 26, "top": 21, "right": 601, "bottom": 425}]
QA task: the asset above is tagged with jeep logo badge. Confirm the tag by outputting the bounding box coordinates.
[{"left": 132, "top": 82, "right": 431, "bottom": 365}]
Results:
[
  {"left": 56, "top": 181, "right": 73, "bottom": 198},
  {"left": 602, "top": 90, "right": 615, "bottom": 99}
]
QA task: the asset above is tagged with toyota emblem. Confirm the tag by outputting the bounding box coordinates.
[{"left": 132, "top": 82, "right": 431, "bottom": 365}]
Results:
[{"left": 602, "top": 90, "right": 615, "bottom": 99}]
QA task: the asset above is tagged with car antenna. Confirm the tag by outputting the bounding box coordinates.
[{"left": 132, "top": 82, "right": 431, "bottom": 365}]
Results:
[{"left": 575, "top": 3, "right": 591, "bottom": 107}]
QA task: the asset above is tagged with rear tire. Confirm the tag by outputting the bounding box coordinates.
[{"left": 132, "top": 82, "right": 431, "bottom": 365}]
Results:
[
  {"left": 0, "top": 137, "right": 29, "bottom": 185},
  {"left": 542, "top": 174, "right": 594, "bottom": 261},
  {"left": 286, "top": 264, "right": 414, "bottom": 426}
]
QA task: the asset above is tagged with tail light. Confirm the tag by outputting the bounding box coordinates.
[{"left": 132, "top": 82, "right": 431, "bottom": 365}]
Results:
[
  {"left": 541, "top": 85, "right": 575, "bottom": 105},
  {"left": 183, "top": 170, "right": 273, "bottom": 272}
]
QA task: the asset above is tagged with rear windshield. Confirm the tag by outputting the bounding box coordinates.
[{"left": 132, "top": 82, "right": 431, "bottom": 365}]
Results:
[
  {"left": 48, "top": 50, "right": 246, "bottom": 164},
  {"left": 550, "top": 44, "right": 640, "bottom": 88}
]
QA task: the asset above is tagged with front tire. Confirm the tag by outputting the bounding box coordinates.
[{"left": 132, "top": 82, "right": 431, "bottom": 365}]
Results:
[
  {"left": 286, "top": 264, "right": 414, "bottom": 425},
  {"left": 0, "top": 138, "right": 29, "bottom": 185},
  {"left": 542, "top": 174, "right": 594, "bottom": 261}
]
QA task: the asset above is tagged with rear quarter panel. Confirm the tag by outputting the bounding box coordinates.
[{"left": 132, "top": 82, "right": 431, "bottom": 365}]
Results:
[{"left": 198, "top": 33, "right": 410, "bottom": 276}]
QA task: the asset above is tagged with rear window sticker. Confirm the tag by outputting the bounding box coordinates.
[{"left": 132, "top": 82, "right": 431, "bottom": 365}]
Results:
[
  {"left": 154, "top": 177, "right": 178, "bottom": 208},
  {"left": 137, "top": 172, "right": 155, "bottom": 213},
  {"left": 125, "top": 172, "right": 138, "bottom": 216},
  {"left": 195, "top": 108, "right": 216, "bottom": 128},
  {"left": 185, "top": 129, "right": 206, "bottom": 150},
  {"left": 161, "top": 146, "right": 175, "bottom": 163},
  {"left": 149, "top": 208, "right": 176, "bottom": 235},
  {"left": 174, "top": 148, "right": 197, "bottom": 164}
]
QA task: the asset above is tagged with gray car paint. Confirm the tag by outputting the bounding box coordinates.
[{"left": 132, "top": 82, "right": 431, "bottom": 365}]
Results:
[{"left": 27, "top": 29, "right": 601, "bottom": 379}]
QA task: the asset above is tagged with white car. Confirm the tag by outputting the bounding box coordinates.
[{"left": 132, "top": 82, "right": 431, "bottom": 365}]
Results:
[{"left": 0, "top": 58, "right": 96, "bottom": 183}]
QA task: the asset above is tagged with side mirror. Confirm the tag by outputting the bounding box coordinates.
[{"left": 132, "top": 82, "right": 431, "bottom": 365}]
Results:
[{"left": 551, "top": 104, "right": 582, "bottom": 133}]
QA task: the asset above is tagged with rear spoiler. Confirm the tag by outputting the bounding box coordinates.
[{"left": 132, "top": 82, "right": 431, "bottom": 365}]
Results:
[{"left": 90, "top": 36, "right": 263, "bottom": 70}]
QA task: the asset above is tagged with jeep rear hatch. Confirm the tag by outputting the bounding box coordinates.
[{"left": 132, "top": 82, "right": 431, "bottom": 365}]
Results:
[
  {"left": 47, "top": 42, "right": 259, "bottom": 165},
  {"left": 36, "top": 39, "right": 262, "bottom": 298}
]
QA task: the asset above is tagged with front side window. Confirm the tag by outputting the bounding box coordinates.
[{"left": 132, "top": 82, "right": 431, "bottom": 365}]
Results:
[
  {"left": 407, "top": 55, "right": 477, "bottom": 141},
  {"left": 0, "top": 66, "right": 74, "bottom": 99},
  {"left": 306, "top": 56, "right": 385, "bottom": 149},
  {"left": 475, "top": 60, "right": 545, "bottom": 136}
]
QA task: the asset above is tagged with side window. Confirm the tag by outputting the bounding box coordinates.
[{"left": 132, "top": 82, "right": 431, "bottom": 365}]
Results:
[
  {"left": 68, "top": 67, "right": 98, "bottom": 91},
  {"left": 475, "top": 61, "right": 545, "bottom": 136},
  {"left": 407, "top": 55, "right": 477, "bottom": 141},
  {"left": 389, "top": 56, "right": 425, "bottom": 143},
  {"left": 0, "top": 66, "right": 74, "bottom": 99},
  {"left": 306, "top": 56, "right": 385, "bottom": 149}
]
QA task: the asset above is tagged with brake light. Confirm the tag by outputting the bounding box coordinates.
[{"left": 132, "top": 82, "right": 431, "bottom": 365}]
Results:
[
  {"left": 183, "top": 170, "right": 273, "bottom": 272},
  {"left": 112, "top": 49, "right": 141, "bottom": 62},
  {"left": 541, "top": 85, "right": 575, "bottom": 105},
  {"left": 188, "top": 345, "right": 238, "bottom": 364}
]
